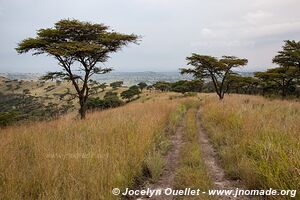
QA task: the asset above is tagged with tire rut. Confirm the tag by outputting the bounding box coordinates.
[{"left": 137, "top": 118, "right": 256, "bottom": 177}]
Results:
[
  {"left": 135, "top": 119, "right": 185, "bottom": 200},
  {"left": 196, "top": 110, "right": 251, "bottom": 200}
]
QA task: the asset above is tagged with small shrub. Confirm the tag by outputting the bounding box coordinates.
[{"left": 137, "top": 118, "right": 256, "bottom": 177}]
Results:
[{"left": 0, "top": 112, "right": 19, "bottom": 127}]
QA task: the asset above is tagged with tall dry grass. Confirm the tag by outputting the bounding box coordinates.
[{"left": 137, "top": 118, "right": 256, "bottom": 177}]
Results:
[
  {"left": 200, "top": 94, "right": 300, "bottom": 199},
  {"left": 0, "top": 97, "right": 183, "bottom": 199}
]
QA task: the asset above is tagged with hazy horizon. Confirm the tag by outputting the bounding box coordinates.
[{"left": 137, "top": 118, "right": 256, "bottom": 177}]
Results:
[
  {"left": 1, "top": 0, "right": 300, "bottom": 73},
  {"left": 0, "top": 69, "right": 257, "bottom": 74}
]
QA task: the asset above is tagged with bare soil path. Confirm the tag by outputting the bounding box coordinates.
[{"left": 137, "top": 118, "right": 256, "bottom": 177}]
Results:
[
  {"left": 135, "top": 110, "right": 252, "bottom": 200},
  {"left": 136, "top": 119, "right": 185, "bottom": 200},
  {"left": 196, "top": 110, "right": 251, "bottom": 200}
]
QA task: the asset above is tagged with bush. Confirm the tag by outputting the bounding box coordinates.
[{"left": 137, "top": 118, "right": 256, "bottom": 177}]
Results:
[
  {"left": 87, "top": 94, "right": 124, "bottom": 110},
  {"left": 0, "top": 112, "right": 19, "bottom": 127},
  {"left": 110, "top": 81, "right": 123, "bottom": 89},
  {"left": 152, "top": 80, "right": 203, "bottom": 93},
  {"left": 121, "top": 85, "right": 141, "bottom": 101}
]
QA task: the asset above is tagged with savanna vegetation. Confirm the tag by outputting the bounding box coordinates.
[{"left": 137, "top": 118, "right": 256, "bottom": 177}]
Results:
[
  {"left": 0, "top": 76, "right": 146, "bottom": 126},
  {"left": 174, "top": 103, "right": 214, "bottom": 200},
  {"left": 1, "top": 16, "right": 299, "bottom": 200},
  {"left": 149, "top": 40, "right": 300, "bottom": 100},
  {"left": 16, "top": 19, "right": 139, "bottom": 119},
  {"left": 0, "top": 94, "right": 193, "bottom": 199},
  {"left": 200, "top": 94, "right": 300, "bottom": 199}
]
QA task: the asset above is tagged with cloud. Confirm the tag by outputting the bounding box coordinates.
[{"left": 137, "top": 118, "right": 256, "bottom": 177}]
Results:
[
  {"left": 0, "top": 0, "right": 300, "bottom": 72},
  {"left": 201, "top": 28, "right": 213, "bottom": 37},
  {"left": 241, "top": 21, "right": 300, "bottom": 40},
  {"left": 243, "top": 10, "right": 273, "bottom": 25}
]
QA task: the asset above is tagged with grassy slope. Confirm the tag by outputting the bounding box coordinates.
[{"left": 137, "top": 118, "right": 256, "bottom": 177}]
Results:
[
  {"left": 1, "top": 91, "right": 299, "bottom": 199},
  {"left": 174, "top": 102, "right": 214, "bottom": 200},
  {"left": 200, "top": 94, "right": 300, "bottom": 199},
  {"left": 0, "top": 93, "right": 192, "bottom": 199},
  {"left": 0, "top": 78, "right": 128, "bottom": 107}
]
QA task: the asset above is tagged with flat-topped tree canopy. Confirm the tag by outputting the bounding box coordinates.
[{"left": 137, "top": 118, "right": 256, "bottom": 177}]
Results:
[
  {"left": 254, "top": 66, "right": 299, "bottom": 98},
  {"left": 180, "top": 54, "right": 248, "bottom": 99},
  {"left": 181, "top": 54, "right": 220, "bottom": 79},
  {"left": 219, "top": 56, "right": 248, "bottom": 70},
  {"left": 16, "top": 19, "right": 138, "bottom": 66},
  {"left": 16, "top": 19, "right": 139, "bottom": 119}
]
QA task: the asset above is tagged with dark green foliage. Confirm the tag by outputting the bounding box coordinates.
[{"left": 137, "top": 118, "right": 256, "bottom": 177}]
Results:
[
  {"left": 255, "top": 67, "right": 299, "bottom": 98},
  {"left": 129, "top": 85, "right": 140, "bottom": 91},
  {"left": 180, "top": 54, "right": 248, "bottom": 99},
  {"left": 104, "top": 91, "right": 118, "bottom": 99},
  {"left": 0, "top": 93, "right": 74, "bottom": 127},
  {"left": 16, "top": 19, "right": 139, "bottom": 119},
  {"left": 171, "top": 84, "right": 189, "bottom": 94},
  {"left": 151, "top": 80, "right": 203, "bottom": 94},
  {"left": 110, "top": 81, "right": 123, "bottom": 89},
  {"left": 197, "top": 41, "right": 300, "bottom": 99},
  {"left": 201, "top": 41, "right": 299, "bottom": 98},
  {"left": 153, "top": 81, "right": 172, "bottom": 92},
  {"left": 121, "top": 85, "right": 141, "bottom": 101},
  {"left": 202, "top": 81, "right": 216, "bottom": 93},
  {"left": 225, "top": 75, "right": 260, "bottom": 94},
  {"left": 171, "top": 80, "right": 203, "bottom": 94},
  {"left": 0, "top": 112, "right": 19, "bottom": 127},
  {"left": 147, "top": 85, "right": 154, "bottom": 90},
  {"left": 273, "top": 40, "right": 300, "bottom": 70},
  {"left": 137, "top": 82, "right": 148, "bottom": 91},
  {"left": 89, "top": 80, "right": 107, "bottom": 95},
  {"left": 87, "top": 92, "right": 123, "bottom": 110}
]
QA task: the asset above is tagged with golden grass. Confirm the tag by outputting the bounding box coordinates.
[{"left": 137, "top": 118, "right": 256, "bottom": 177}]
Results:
[
  {"left": 200, "top": 94, "right": 300, "bottom": 199},
  {"left": 0, "top": 79, "right": 129, "bottom": 108},
  {"left": 174, "top": 105, "right": 214, "bottom": 200},
  {"left": 0, "top": 96, "right": 185, "bottom": 200}
]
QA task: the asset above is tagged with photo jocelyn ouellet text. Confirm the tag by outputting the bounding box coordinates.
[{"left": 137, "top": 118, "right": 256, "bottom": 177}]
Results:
[{"left": 112, "top": 187, "right": 297, "bottom": 198}]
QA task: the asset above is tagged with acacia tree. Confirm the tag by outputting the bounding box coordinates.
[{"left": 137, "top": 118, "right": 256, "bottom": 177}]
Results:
[
  {"left": 273, "top": 40, "right": 300, "bottom": 70},
  {"left": 110, "top": 81, "right": 123, "bottom": 89},
  {"left": 180, "top": 54, "right": 248, "bottom": 99},
  {"left": 16, "top": 19, "right": 138, "bottom": 119},
  {"left": 153, "top": 81, "right": 171, "bottom": 92},
  {"left": 225, "top": 74, "right": 259, "bottom": 94},
  {"left": 137, "top": 82, "right": 147, "bottom": 91},
  {"left": 255, "top": 67, "right": 299, "bottom": 98},
  {"left": 121, "top": 85, "right": 141, "bottom": 102}
]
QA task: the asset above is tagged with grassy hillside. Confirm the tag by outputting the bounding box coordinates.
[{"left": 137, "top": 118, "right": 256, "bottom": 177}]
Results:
[
  {"left": 200, "top": 94, "right": 300, "bottom": 199},
  {"left": 0, "top": 77, "right": 127, "bottom": 104},
  {"left": 0, "top": 93, "right": 194, "bottom": 199},
  {"left": 174, "top": 107, "right": 214, "bottom": 200},
  {"left": 0, "top": 77, "right": 133, "bottom": 126},
  {"left": 0, "top": 92, "right": 299, "bottom": 199}
]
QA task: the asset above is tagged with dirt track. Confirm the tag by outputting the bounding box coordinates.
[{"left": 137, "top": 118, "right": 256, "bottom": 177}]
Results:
[
  {"left": 135, "top": 119, "right": 185, "bottom": 200},
  {"left": 196, "top": 110, "right": 250, "bottom": 200},
  {"left": 135, "top": 110, "right": 251, "bottom": 200}
]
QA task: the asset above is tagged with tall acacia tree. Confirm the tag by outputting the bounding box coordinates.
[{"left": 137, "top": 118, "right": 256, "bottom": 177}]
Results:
[
  {"left": 16, "top": 19, "right": 139, "bottom": 119},
  {"left": 180, "top": 54, "right": 247, "bottom": 99},
  {"left": 255, "top": 67, "right": 299, "bottom": 98},
  {"left": 273, "top": 40, "right": 300, "bottom": 70}
]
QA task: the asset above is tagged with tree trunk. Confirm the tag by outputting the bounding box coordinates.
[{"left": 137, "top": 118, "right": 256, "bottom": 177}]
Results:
[
  {"left": 218, "top": 92, "right": 224, "bottom": 100},
  {"left": 79, "top": 96, "right": 87, "bottom": 119},
  {"left": 282, "top": 87, "right": 287, "bottom": 99}
]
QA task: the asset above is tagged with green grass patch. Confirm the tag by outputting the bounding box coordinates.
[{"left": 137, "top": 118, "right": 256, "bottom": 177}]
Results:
[
  {"left": 174, "top": 108, "right": 214, "bottom": 200},
  {"left": 200, "top": 94, "right": 300, "bottom": 200}
]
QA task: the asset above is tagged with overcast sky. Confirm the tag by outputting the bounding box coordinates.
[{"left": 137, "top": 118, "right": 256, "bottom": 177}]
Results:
[{"left": 0, "top": 0, "right": 300, "bottom": 73}]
